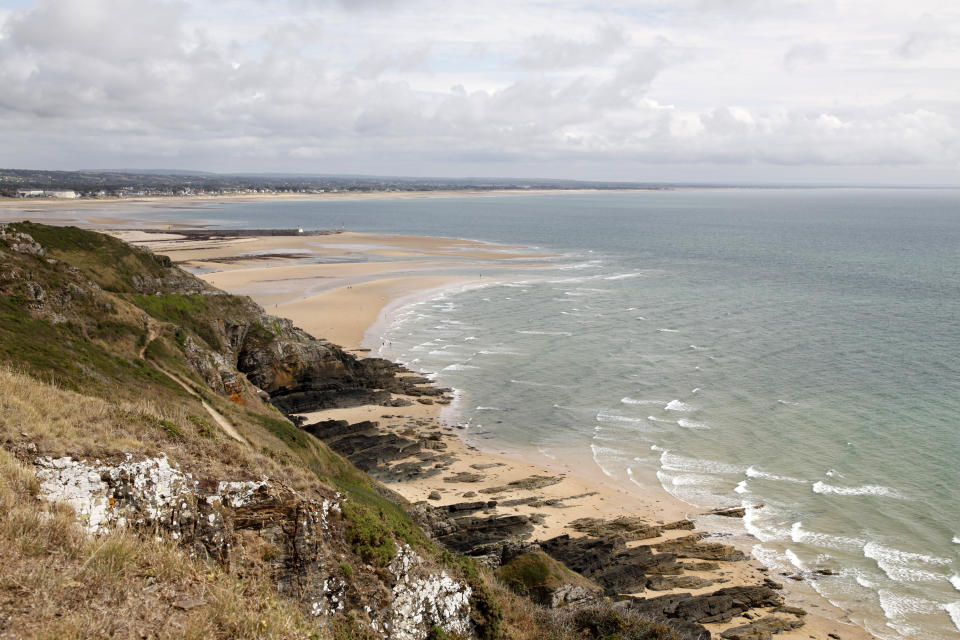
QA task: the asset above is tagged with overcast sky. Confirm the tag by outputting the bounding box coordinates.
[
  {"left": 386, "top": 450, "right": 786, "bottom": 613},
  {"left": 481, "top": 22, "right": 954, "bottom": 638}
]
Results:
[{"left": 0, "top": 0, "right": 958, "bottom": 184}]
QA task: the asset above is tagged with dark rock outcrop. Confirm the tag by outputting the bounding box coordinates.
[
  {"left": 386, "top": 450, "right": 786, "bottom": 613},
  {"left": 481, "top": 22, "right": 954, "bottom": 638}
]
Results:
[
  {"left": 540, "top": 534, "right": 681, "bottom": 595},
  {"left": 627, "top": 585, "right": 784, "bottom": 625},
  {"left": 654, "top": 533, "right": 746, "bottom": 562},
  {"left": 410, "top": 501, "right": 537, "bottom": 563},
  {"left": 720, "top": 615, "right": 805, "bottom": 639},
  {"left": 300, "top": 418, "right": 453, "bottom": 483},
  {"left": 568, "top": 516, "right": 661, "bottom": 541}
]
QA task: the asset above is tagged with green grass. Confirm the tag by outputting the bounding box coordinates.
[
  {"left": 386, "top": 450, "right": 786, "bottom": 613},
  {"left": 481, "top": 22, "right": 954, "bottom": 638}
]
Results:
[
  {"left": 341, "top": 501, "right": 397, "bottom": 566},
  {"left": 130, "top": 294, "right": 224, "bottom": 350},
  {"left": 10, "top": 222, "right": 169, "bottom": 293},
  {"left": 0, "top": 298, "right": 178, "bottom": 395},
  {"left": 495, "top": 552, "right": 597, "bottom": 599}
]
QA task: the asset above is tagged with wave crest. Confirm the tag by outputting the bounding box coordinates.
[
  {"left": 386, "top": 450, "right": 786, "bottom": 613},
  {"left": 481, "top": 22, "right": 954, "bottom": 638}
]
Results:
[{"left": 812, "top": 481, "right": 904, "bottom": 499}]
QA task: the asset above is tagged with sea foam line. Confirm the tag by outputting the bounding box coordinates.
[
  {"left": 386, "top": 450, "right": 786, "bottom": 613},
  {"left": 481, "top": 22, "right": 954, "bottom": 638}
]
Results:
[
  {"left": 677, "top": 418, "right": 710, "bottom": 430},
  {"left": 516, "top": 330, "right": 572, "bottom": 336},
  {"left": 746, "top": 466, "right": 807, "bottom": 484},
  {"left": 659, "top": 451, "right": 743, "bottom": 475},
  {"left": 790, "top": 521, "right": 865, "bottom": 551},
  {"left": 812, "top": 481, "right": 905, "bottom": 499},
  {"left": 864, "top": 541, "right": 951, "bottom": 583},
  {"left": 621, "top": 397, "right": 665, "bottom": 405},
  {"left": 944, "top": 602, "right": 960, "bottom": 633}
]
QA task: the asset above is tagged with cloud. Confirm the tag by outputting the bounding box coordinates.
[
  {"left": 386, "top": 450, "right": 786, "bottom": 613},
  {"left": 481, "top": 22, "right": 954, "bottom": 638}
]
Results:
[
  {"left": 515, "top": 24, "right": 628, "bottom": 69},
  {"left": 0, "top": 0, "right": 957, "bottom": 183},
  {"left": 783, "top": 41, "right": 826, "bottom": 71}
]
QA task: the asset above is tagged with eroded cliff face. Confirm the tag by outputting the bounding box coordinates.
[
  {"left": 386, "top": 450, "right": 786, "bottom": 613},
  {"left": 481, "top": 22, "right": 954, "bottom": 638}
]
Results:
[
  {"left": 234, "top": 317, "right": 441, "bottom": 414},
  {"left": 32, "top": 454, "right": 473, "bottom": 640}
]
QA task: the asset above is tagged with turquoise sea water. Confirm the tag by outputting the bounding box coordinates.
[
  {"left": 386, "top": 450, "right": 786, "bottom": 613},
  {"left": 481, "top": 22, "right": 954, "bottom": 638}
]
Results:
[{"left": 108, "top": 189, "right": 959, "bottom": 638}]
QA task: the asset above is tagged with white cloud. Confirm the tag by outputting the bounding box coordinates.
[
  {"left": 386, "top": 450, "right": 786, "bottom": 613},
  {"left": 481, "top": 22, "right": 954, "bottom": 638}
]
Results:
[{"left": 0, "top": 0, "right": 957, "bottom": 183}]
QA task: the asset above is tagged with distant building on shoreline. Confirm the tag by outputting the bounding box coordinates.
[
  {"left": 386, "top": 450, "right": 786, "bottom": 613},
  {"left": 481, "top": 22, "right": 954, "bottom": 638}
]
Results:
[{"left": 16, "top": 189, "right": 79, "bottom": 199}]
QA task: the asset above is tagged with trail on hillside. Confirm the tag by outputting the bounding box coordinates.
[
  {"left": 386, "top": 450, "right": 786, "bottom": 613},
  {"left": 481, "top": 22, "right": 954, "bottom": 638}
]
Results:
[{"left": 157, "top": 368, "right": 249, "bottom": 446}]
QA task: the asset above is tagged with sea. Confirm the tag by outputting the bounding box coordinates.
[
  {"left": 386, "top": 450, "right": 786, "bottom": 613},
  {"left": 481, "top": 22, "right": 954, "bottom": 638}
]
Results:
[{"left": 103, "top": 188, "right": 959, "bottom": 639}]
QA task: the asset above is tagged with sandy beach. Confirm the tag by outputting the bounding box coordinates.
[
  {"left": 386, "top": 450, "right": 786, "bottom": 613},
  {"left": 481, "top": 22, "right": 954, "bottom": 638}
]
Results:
[
  {"left": 0, "top": 188, "right": 632, "bottom": 216},
  {"left": 107, "top": 225, "right": 878, "bottom": 640}
]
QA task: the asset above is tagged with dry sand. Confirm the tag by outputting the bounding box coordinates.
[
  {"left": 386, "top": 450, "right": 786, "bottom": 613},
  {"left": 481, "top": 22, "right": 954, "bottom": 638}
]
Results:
[{"left": 116, "top": 227, "right": 876, "bottom": 640}]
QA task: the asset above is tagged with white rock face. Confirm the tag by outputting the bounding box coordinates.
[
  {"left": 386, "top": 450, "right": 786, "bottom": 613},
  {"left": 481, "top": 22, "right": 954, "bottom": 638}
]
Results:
[
  {"left": 34, "top": 454, "right": 193, "bottom": 534},
  {"left": 33, "top": 456, "right": 474, "bottom": 640},
  {"left": 212, "top": 480, "right": 269, "bottom": 507},
  {"left": 388, "top": 544, "right": 473, "bottom": 640}
]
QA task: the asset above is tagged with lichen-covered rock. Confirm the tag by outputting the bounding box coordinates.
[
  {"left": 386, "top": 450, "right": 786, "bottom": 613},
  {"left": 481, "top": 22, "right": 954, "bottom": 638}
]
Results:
[
  {"left": 0, "top": 224, "right": 46, "bottom": 257},
  {"left": 388, "top": 544, "right": 473, "bottom": 640},
  {"left": 34, "top": 454, "right": 195, "bottom": 535},
  {"left": 31, "top": 454, "right": 474, "bottom": 639}
]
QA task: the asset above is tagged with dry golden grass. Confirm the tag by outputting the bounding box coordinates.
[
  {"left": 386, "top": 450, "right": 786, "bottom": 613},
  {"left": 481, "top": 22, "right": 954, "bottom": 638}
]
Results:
[
  {"left": 0, "top": 366, "right": 318, "bottom": 493},
  {"left": 0, "top": 446, "right": 325, "bottom": 640}
]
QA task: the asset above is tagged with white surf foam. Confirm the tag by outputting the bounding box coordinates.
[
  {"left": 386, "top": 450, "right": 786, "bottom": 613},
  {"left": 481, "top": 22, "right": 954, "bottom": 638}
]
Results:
[
  {"left": 734, "top": 480, "right": 748, "bottom": 494},
  {"left": 878, "top": 589, "right": 940, "bottom": 626},
  {"left": 950, "top": 575, "right": 960, "bottom": 592},
  {"left": 621, "top": 397, "right": 665, "bottom": 405},
  {"left": 478, "top": 349, "right": 524, "bottom": 356},
  {"left": 667, "top": 473, "right": 718, "bottom": 487},
  {"left": 677, "top": 418, "right": 710, "bottom": 429},
  {"left": 784, "top": 548, "right": 806, "bottom": 571},
  {"left": 590, "top": 444, "right": 618, "bottom": 477},
  {"left": 604, "top": 272, "right": 645, "bottom": 280},
  {"left": 945, "top": 602, "right": 960, "bottom": 632},
  {"left": 665, "top": 399, "right": 692, "bottom": 412},
  {"left": 442, "top": 363, "right": 479, "bottom": 371},
  {"left": 953, "top": 536, "right": 960, "bottom": 544},
  {"left": 556, "top": 259, "right": 603, "bottom": 271},
  {"left": 646, "top": 415, "right": 673, "bottom": 424},
  {"left": 853, "top": 568, "right": 877, "bottom": 589},
  {"left": 516, "top": 330, "right": 572, "bottom": 336},
  {"left": 742, "top": 507, "right": 787, "bottom": 543},
  {"left": 812, "top": 481, "right": 904, "bottom": 499},
  {"left": 790, "top": 521, "right": 865, "bottom": 551},
  {"left": 746, "top": 466, "right": 807, "bottom": 484},
  {"left": 658, "top": 328, "right": 680, "bottom": 333},
  {"left": 476, "top": 406, "right": 507, "bottom": 411},
  {"left": 864, "top": 541, "right": 951, "bottom": 583},
  {"left": 863, "top": 542, "right": 952, "bottom": 567},
  {"left": 660, "top": 451, "right": 743, "bottom": 475},
  {"left": 597, "top": 412, "right": 647, "bottom": 425}
]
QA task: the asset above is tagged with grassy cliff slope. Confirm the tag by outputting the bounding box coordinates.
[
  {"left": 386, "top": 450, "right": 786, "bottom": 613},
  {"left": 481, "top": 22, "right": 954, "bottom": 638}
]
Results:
[{"left": 0, "top": 223, "right": 685, "bottom": 640}]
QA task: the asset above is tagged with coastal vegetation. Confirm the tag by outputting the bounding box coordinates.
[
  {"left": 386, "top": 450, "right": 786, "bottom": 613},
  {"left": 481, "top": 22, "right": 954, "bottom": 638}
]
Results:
[{"left": 0, "top": 222, "right": 799, "bottom": 639}]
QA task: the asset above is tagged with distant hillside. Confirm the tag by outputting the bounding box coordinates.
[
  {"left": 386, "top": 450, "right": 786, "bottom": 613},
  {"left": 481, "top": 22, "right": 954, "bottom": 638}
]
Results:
[{"left": 0, "top": 168, "right": 668, "bottom": 198}]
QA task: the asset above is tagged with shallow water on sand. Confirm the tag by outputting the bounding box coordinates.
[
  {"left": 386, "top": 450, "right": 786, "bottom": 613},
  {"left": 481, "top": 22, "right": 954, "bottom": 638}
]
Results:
[{"left": 121, "top": 188, "right": 960, "bottom": 639}]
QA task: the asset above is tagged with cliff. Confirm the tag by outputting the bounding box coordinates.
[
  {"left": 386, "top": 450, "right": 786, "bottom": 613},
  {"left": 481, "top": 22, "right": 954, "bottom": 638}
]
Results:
[{"left": 0, "top": 223, "right": 801, "bottom": 640}]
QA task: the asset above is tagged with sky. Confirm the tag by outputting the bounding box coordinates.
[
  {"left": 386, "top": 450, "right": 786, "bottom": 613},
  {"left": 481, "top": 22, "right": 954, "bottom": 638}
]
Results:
[{"left": 0, "top": 0, "right": 958, "bottom": 184}]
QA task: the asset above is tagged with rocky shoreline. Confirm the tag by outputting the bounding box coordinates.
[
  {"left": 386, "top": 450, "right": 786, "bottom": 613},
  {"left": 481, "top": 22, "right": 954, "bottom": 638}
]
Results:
[
  {"left": 0, "top": 222, "right": 881, "bottom": 640},
  {"left": 161, "top": 226, "right": 876, "bottom": 640},
  {"left": 286, "top": 397, "right": 824, "bottom": 640}
]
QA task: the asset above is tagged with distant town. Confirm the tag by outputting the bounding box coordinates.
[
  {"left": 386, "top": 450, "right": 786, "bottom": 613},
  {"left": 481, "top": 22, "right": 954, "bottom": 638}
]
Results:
[{"left": 0, "top": 168, "right": 671, "bottom": 200}]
